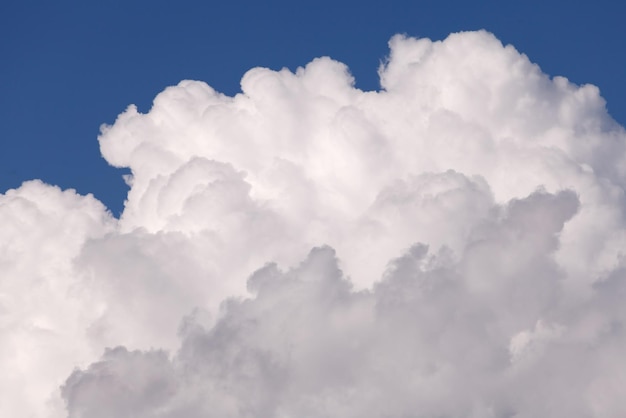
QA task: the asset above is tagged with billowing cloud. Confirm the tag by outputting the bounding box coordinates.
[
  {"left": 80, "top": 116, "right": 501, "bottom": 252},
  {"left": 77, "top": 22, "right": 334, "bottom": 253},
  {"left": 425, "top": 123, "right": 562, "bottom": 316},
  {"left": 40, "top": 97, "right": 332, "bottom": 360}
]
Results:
[{"left": 3, "top": 30, "right": 626, "bottom": 417}]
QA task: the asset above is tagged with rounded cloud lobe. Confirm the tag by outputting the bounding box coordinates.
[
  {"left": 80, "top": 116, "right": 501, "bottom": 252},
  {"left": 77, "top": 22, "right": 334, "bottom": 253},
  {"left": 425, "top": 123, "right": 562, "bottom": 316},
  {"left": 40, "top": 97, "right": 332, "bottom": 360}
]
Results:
[{"left": 3, "top": 30, "right": 626, "bottom": 417}]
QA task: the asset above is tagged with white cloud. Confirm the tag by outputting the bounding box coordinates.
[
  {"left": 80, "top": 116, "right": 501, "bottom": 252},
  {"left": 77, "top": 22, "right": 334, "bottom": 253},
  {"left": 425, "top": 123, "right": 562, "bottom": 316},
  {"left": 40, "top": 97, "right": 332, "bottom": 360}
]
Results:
[
  {"left": 0, "top": 181, "right": 114, "bottom": 417},
  {"left": 3, "top": 30, "right": 626, "bottom": 417}
]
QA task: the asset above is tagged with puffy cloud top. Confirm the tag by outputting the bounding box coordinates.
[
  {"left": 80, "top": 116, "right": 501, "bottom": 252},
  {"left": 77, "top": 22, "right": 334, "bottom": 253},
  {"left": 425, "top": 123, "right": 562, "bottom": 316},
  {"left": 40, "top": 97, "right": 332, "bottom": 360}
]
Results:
[{"left": 3, "top": 30, "right": 626, "bottom": 417}]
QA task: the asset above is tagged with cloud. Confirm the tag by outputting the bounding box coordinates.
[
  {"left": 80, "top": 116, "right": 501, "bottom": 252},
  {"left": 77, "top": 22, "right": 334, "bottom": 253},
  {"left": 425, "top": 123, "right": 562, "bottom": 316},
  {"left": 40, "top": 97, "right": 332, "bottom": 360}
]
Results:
[
  {"left": 0, "top": 181, "right": 114, "bottom": 417},
  {"left": 3, "top": 30, "right": 626, "bottom": 417},
  {"left": 58, "top": 191, "right": 616, "bottom": 417}
]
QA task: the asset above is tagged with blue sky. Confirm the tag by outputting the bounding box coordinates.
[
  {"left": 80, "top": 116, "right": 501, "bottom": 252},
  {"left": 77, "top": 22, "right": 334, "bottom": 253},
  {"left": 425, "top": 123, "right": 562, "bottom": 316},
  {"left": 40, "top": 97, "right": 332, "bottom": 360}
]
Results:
[{"left": 2, "top": 0, "right": 625, "bottom": 216}]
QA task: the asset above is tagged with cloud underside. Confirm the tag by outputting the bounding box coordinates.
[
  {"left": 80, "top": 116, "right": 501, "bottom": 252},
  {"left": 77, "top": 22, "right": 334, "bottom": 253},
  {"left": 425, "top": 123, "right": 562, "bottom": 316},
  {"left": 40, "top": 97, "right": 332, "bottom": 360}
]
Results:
[{"left": 3, "top": 30, "right": 626, "bottom": 417}]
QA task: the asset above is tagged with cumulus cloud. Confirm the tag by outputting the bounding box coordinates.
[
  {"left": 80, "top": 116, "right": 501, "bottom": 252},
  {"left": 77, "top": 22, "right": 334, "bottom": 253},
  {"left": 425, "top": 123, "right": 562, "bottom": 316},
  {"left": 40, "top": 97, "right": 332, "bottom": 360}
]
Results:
[{"left": 3, "top": 30, "right": 626, "bottom": 417}]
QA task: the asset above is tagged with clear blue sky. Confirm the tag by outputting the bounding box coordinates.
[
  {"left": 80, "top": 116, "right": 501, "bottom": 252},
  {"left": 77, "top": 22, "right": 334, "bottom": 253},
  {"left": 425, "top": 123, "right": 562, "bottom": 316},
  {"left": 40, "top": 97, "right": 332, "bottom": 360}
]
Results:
[{"left": 2, "top": 0, "right": 625, "bottom": 216}]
